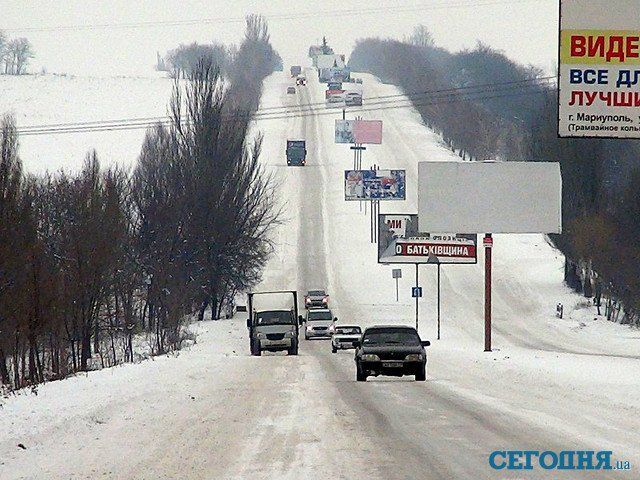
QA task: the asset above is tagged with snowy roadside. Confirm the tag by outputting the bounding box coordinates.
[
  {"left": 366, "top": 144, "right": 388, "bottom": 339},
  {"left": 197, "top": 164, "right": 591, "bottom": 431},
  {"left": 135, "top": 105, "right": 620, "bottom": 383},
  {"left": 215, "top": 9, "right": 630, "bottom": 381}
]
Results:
[{"left": 0, "top": 316, "right": 246, "bottom": 455}]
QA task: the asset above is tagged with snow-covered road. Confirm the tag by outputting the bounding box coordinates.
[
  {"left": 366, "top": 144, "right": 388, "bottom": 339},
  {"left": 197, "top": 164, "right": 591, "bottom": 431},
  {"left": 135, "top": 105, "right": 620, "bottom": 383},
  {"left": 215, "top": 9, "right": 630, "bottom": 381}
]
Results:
[{"left": 1, "top": 71, "right": 639, "bottom": 479}]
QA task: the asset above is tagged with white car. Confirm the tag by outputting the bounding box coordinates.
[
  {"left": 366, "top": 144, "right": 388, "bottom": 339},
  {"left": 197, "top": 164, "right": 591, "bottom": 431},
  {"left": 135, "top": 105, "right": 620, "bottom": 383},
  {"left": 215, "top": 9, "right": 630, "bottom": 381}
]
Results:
[
  {"left": 304, "top": 308, "right": 337, "bottom": 340},
  {"left": 331, "top": 325, "right": 362, "bottom": 353}
]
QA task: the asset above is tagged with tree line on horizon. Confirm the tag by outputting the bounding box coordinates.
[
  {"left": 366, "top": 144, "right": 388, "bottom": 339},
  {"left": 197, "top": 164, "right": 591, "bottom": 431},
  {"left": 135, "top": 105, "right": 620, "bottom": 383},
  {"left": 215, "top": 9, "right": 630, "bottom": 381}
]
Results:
[
  {"left": 349, "top": 26, "right": 640, "bottom": 327},
  {"left": 0, "top": 15, "right": 282, "bottom": 391},
  {"left": 156, "top": 18, "right": 283, "bottom": 80}
]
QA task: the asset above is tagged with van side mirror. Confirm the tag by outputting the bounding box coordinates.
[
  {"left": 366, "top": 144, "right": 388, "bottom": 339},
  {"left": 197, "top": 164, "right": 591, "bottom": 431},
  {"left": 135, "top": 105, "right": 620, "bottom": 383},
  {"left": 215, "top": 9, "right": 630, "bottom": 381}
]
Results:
[
  {"left": 246, "top": 318, "right": 251, "bottom": 329},
  {"left": 333, "top": 317, "right": 338, "bottom": 322},
  {"left": 421, "top": 340, "right": 431, "bottom": 347}
]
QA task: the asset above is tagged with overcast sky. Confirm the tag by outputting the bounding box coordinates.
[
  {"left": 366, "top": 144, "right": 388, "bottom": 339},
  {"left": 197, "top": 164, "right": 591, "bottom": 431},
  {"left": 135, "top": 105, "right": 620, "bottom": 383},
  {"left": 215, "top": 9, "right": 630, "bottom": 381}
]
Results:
[{"left": 1, "top": 0, "right": 559, "bottom": 76}]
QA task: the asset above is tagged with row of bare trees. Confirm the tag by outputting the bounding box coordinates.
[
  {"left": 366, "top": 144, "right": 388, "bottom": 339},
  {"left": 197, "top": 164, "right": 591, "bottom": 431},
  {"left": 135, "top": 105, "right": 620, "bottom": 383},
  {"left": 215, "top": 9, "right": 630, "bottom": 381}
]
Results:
[
  {"left": 0, "top": 30, "right": 34, "bottom": 75},
  {"left": 158, "top": 15, "right": 283, "bottom": 81},
  {"left": 349, "top": 28, "right": 640, "bottom": 326},
  {"left": 0, "top": 16, "right": 282, "bottom": 390}
]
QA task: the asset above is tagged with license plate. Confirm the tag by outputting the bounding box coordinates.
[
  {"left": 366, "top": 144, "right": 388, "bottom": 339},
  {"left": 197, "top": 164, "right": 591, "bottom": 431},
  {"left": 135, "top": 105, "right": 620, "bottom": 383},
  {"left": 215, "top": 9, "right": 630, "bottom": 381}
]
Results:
[{"left": 382, "top": 362, "right": 402, "bottom": 368}]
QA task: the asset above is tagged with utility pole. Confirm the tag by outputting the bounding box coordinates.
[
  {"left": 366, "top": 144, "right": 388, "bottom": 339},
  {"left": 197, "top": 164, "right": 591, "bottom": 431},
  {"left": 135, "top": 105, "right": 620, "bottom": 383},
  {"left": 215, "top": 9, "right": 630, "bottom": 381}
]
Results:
[
  {"left": 484, "top": 234, "right": 493, "bottom": 352},
  {"left": 437, "top": 262, "right": 441, "bottom": 340}
]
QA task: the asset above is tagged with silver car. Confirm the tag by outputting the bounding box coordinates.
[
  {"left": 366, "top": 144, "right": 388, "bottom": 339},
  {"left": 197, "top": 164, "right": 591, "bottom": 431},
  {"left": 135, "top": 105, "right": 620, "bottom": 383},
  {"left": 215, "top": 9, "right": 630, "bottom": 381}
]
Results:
[
  {"left": 304, "top": 308, "right": 336, "bottom": 340},
  {"left": 331, "top": 325, "right": 362, "bottom": 353}
]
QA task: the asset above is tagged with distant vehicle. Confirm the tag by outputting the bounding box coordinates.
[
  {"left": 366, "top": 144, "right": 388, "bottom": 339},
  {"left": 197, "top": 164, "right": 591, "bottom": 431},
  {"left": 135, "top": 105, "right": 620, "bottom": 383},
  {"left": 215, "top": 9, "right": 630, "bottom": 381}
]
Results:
[
  {"left": 246, "top": 290, "right": 302, "bottom": 356},
  {"left": 290, "top": 65, "right": 302, "bottom": 77},
  {"left": 286, "top": 140, "right": 307, "bottom": 166},
  {"left": 305, "top": 289, "right": 328, "bottom": 308},
  {"left": 304, "top": 308, "right": 337, "bottom": 340},
  {"left": 296, "top": 76, "right": 307, "bottom": 86},
  {"left": 287, "top": 86, "right": 296, "bottom": 94},
  {"left": 354, "top": 326, "right": 430, "bottom": 381},
  {"left": 345, "top": 92, "right": 363, "bottom": 106},
  {"left": 327, "top": 81, "right": 342, "bottom": 90},
  {"left": 331, "top": 325, "right": 362, "bottom": 353}
]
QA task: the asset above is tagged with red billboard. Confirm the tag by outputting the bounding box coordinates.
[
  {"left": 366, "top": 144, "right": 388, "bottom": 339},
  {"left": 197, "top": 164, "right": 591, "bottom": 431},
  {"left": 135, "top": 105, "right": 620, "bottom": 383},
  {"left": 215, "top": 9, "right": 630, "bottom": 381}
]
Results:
[{"left": 353, "top": 120, "right": 382, "bottom": 144}]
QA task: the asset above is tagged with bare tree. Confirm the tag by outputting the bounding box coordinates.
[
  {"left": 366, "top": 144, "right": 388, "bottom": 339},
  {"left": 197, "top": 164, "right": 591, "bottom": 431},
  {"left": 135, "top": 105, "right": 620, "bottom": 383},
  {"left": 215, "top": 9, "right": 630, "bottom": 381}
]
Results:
[
  {"left": 5, "top": 38, "right": 33, "bottom": 75},
  {"left": 407, "top": 25, "right": 434, "bottom": 49},
  {"left": 0, "top": 31, "right": 7, "bottom": 74}
]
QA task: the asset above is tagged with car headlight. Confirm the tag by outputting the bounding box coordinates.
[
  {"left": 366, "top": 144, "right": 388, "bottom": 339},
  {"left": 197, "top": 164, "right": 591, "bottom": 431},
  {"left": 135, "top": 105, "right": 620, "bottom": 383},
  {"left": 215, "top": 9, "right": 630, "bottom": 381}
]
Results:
[
  {"left": 285, "top": 330, "right": 296, "bottom": 337},
  {"left": 361, "top": 354, "right": 380, "bottom": 362},
  {"left": 257, "top": 333, "right": 265, "bottom": 339},
  {"left": 306, "top": 326, "right": 313, "bottom": 331},
  {"left": 405, "top": 354, "right": 424, "bottom": 361}
]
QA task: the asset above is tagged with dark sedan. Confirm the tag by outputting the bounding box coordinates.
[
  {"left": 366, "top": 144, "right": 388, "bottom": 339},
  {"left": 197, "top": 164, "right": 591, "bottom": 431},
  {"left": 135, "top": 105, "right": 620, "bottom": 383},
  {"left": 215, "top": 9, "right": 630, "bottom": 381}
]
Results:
[{"left": 354, "top": 325, "right": 430, "bottom": 382}]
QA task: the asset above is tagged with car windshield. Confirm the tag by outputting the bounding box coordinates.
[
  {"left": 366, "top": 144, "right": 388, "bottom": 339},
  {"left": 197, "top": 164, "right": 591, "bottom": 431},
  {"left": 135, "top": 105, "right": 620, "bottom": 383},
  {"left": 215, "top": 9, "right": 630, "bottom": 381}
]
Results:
[
  {"left": 336, "top": 327, "right": 361, "bottom": 335},
  {"left": 308, "top": 290, "right": 325, "bottom": 296},
  {"left": 362, "top": 328, "right": 421, "bottom": 346},
  {"left": 256, "top": 311, "right": 293, "bottom": 325},
  {"left": 308, "top": 311, "right": 332, "bottom": 321}
]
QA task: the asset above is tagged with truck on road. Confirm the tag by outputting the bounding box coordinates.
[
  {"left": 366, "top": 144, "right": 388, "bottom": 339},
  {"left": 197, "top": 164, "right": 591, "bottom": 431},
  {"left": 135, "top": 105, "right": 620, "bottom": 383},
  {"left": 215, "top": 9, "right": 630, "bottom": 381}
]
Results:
[
  {"left": 290, "top": 65, "right": 302, "bottom": 77},
  {"left": 286, "top": 140, "right": 307, "bottom": 166},
  {"left": 246, "top": 290, "right": 302, "bottom": 356}
]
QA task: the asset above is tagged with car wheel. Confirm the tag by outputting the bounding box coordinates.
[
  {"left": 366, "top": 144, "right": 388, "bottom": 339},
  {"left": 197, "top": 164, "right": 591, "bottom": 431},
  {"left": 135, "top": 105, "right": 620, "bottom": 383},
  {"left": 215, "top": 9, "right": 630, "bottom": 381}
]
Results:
[
  {"left": 415, "top": 365, "right": 426, "bottom": 381},
  {"left": 332, "top": 346, "right": 337, "bottom": 353},
  {"left": 356, "top": 363, "right": 367, "bottom": 382},
  {"left": 304, "top": 333, "right": 309, "bottom": 340},
  {"left": 289, "top": 339, "right": 298, "bottom": 356}
]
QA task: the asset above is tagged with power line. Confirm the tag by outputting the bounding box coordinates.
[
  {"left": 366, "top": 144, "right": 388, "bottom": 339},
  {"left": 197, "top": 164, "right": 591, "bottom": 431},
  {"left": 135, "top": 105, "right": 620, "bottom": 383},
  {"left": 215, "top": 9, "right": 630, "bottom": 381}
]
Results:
[
  {"left": 3, "top": 0, "right": 545, "bottom": 33},
  {"left": 16, "top": 81, "right": 554, "bottom": 136},
  {"left": 16, "top": 76, "right": 556, "bottom": 135}
]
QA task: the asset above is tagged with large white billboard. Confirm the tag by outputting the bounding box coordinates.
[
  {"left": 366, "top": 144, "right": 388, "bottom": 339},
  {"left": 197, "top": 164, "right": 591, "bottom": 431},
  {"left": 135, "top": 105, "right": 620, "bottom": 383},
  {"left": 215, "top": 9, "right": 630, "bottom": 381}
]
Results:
[
  {"left": 559, "top": 0, "right": 640, "bottom": 138},
  {"left": 418, "top": 162, "right": 562, "bottom": 234}
]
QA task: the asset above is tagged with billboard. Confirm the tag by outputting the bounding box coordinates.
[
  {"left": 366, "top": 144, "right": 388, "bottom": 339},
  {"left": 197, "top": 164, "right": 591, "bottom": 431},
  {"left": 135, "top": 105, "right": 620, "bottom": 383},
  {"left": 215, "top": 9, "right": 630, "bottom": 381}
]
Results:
[
  {"left": 559, "top": 0, "right": 640, "bottom": 138},
  {"left": 354, "top": 120, "right": 382, "bottom": 144},
  {"left": 335, "top": 120, "right": 356, "bottom": 143},
  {"left": 418, "top": 162, "right": 562, "bottom": 234},
  {"left": 345, "top": 170, "right": 406, "bottom": 201},
  {"left": 335, "top": 120, "right": 383, "bottom": 144},
  {"left": 378, "top": 214, "right": 477, "bottom": 264}
]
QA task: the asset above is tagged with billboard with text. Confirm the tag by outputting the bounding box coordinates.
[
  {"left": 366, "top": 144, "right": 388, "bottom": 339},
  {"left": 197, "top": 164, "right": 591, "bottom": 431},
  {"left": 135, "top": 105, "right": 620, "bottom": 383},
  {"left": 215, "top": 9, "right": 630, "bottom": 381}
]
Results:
[
  {"left": 559, "top": 0, "right": 640, "bottom": 138},
  {"left": 378, "top": 214, "right": 477, "bottom": 264}
]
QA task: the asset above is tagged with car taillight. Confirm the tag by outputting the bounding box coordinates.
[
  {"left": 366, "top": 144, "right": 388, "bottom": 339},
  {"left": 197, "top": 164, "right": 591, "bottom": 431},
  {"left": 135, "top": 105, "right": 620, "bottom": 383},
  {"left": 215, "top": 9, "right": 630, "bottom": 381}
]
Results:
[{"left": 322, "top": 296, "right": 328, "bottom": 303}]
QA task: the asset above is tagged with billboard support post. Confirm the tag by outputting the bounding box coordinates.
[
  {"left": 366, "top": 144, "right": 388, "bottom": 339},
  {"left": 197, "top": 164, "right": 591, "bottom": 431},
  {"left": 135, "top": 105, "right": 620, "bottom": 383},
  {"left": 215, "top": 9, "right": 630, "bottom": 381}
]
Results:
[
  {"left": 484, "top": 234, "right": 492, "bottom": 352},
  {"left": 396, "top": 276, "right": 399, "bottom": 302},
  {"left": 415, "top": 263, "right": 419, "bottom": 331},
  {"left": 437, "top": 262, "right": 441, "bottom": 340}
]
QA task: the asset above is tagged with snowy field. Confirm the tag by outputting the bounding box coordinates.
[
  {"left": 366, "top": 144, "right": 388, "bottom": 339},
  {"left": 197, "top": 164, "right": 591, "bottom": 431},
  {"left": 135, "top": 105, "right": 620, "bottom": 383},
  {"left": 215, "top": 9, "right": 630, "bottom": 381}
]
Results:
[
  {"left": 0, "top": 72, "right": 174, "bottom": 173},
  {"left": 1, "top": 70, "right": 639, "bottom": 479}
]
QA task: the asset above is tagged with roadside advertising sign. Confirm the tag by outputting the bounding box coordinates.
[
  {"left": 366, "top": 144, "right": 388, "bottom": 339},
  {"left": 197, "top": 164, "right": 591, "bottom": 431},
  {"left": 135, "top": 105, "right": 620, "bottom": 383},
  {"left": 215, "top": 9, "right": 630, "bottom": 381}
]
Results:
[
  {"left": 344, "top": 170, "right": 406, "bottom": 201},
  {"left": 335, "top": 120, "right": 383, "bottom": 144},
  {"left": 559, "top": 0, "right": 640, "bottom": 138},
  {"left": 335, "top": 120, "right": 356, "bottom": 143},
  {"left": 378, "top": 214, "right": 477, "bottom": 264},
  {"left": 353, "top": 120, "right": 382, "bottom": 144},
  {"left": 326, "top": 89, "right": 345, "bottom": 99},
  {"left": 417, "top": 162, "right": 562, "bottom": 234}
]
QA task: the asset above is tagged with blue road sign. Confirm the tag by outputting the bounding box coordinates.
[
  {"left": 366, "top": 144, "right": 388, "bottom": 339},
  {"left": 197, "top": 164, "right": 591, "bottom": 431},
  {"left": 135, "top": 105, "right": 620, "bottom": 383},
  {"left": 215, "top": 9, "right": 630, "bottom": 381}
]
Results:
[{"left": 412, "top": 287, "right": 422, "bottom": 298}]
